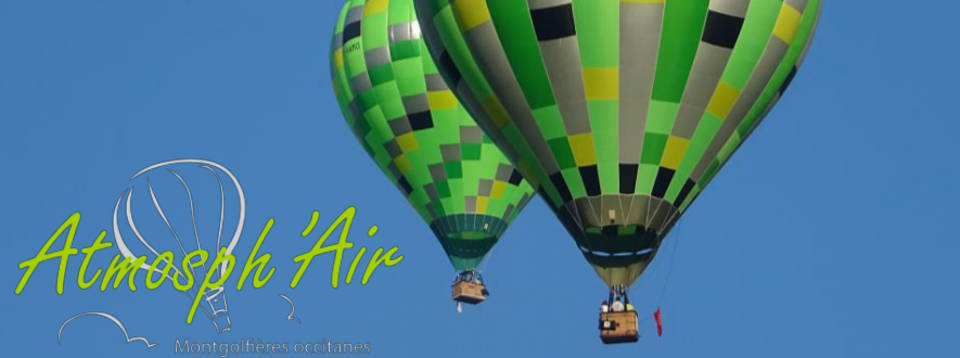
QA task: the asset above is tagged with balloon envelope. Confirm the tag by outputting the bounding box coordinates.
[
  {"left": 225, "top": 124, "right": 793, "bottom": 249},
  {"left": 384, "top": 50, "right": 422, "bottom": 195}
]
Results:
[
  {"left": 414, "top": 0, "right": 821, "bottom": 286},
  {"left": 330, "top": 0, "right": 535, "bottom": 271}
]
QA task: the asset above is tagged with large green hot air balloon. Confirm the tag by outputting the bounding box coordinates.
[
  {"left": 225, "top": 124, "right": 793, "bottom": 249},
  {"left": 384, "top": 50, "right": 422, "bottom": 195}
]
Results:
[
  {"left": 414, "top": 0, "right": 820, "bottom": 337},
  {"left": 330, "top": 0, "right": 535, "bottom": 306}
]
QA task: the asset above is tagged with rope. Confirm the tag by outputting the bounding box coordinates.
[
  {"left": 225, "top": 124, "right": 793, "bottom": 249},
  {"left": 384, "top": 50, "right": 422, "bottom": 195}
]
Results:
[{"left": 657, "top": 230, "right": 682, "bottom": 305}]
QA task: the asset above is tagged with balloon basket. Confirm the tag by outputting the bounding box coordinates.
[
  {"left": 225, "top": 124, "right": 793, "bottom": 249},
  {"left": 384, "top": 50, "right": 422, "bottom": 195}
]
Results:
[
  {"left": 600, "top": 311, "right": 639, "bottom": 344},
  {"left": 451, "top": 280, "right": 487, "bottom": 304},
  {"left": 202, "top": 286, "right": 232, "bottom": 334}
]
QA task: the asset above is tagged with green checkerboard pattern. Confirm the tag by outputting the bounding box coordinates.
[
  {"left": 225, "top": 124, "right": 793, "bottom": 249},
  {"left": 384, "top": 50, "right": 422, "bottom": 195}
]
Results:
[
  {"left": 414, "top": 0, "right": 821, "bottom": 286},
  {"left": 331, "top": 0, "right": 534, "bottom": 271}
]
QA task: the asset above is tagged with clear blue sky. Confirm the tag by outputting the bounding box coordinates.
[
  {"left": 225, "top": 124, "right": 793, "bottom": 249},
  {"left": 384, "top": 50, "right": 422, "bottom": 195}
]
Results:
[{"left": 1, "top": 1, "right": 957, "bottom": 357}]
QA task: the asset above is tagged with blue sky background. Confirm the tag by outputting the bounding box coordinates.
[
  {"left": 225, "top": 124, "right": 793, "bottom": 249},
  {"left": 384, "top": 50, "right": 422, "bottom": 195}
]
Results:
[{"left": 1, "top": 1, "right": 958, "bottom": 356}]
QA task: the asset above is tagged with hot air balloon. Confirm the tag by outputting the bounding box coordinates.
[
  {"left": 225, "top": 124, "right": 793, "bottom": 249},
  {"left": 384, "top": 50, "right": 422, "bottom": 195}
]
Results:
[
  {"left": 414, "top": 0, "right": 821, "bottom": 342},
  {"left": 330, "top": 0, "right": 535, "bottom": 309}
]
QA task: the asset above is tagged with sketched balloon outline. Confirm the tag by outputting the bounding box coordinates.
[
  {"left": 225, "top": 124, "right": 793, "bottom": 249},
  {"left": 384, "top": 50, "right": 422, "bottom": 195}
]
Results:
[{"left": 111, "top": 158, "right": 245, "bottom": 333}]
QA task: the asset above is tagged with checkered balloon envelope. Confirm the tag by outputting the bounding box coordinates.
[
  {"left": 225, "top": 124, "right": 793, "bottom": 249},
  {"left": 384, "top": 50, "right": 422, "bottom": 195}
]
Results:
[
  {"left": 414, "top": 0, "right": 822, "bottom": 288},
  {"left": 330, "top": 0, "right": 535, "bottom": 273}
]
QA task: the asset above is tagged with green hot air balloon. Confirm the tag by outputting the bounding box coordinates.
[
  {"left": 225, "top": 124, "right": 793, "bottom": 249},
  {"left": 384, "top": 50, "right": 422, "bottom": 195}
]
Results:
[
  {"left": 330, "top": 0, "right": 535, "bottom": 307},
  {"left": 414, "top": 0, "right": 820, "bottom": 340}
]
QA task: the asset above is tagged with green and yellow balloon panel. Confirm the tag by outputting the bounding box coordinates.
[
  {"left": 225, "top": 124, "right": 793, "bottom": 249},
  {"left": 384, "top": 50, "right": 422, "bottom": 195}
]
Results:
[
  {"left": 331, "top": 0, "right": 535, "bottom": 271},
  {"left": 414, "top": 0, "right": 821, "bottom": 286}
]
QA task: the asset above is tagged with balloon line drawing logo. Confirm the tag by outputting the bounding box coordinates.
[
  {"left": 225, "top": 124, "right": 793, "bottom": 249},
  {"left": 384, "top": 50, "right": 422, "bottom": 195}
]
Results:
[
  {"left": 112, "top": 159, "right": 246, "bottom": 334},
  {"left": 14, "top": 155, "right": 409, "bottom": 353}
]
